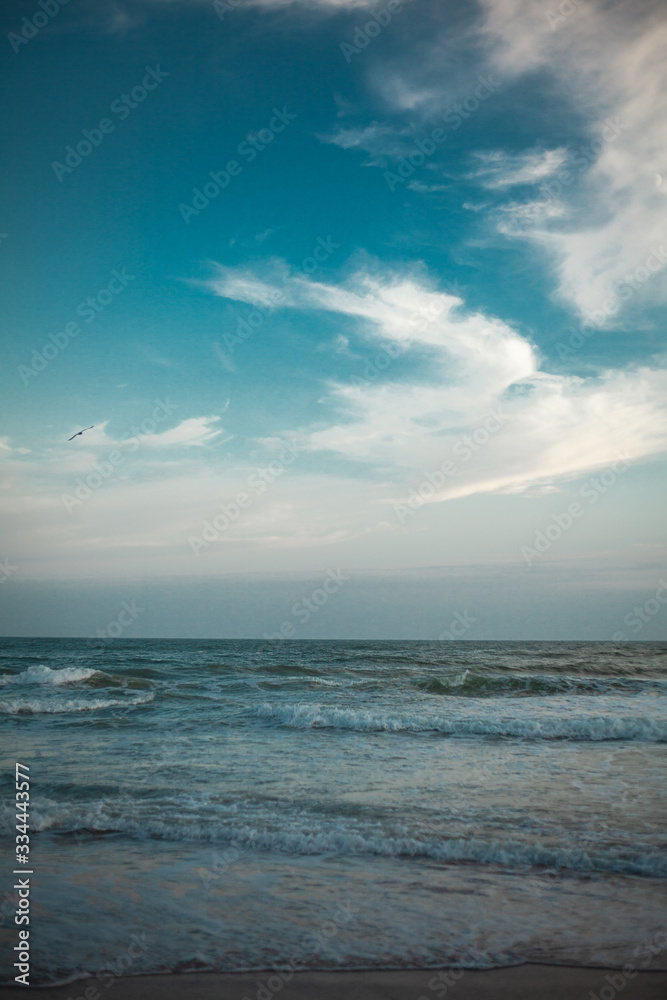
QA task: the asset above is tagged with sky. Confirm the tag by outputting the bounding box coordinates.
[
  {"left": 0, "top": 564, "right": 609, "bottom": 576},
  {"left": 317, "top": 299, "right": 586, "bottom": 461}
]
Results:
[{"left": 0, "top": 0, "right": 666, "bottom": 639}]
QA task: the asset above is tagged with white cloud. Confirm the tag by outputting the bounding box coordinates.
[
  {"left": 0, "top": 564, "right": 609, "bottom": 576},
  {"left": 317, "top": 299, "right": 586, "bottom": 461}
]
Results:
[
  {"left": 320, "top": 122, "right": 417, "bottom": 167},
  {"left": 408, "top": 180, "right": 448, "bottom": 194},
  {"left": 323, "top": 134, "right": 567, "bottom": 196},
  {"left": 207, "top": 261, "right": 295, "bottom": 308},
  {"left": 250, "top": 0, "right": 378, "bottom": 8},
  {"left": 476, "top": 0, "right": 667, "bottom": 318},
  {"left": 340, "top": 0, "right": 667, "bottom": 320},
  {"left": 324, "top": 123, "right": 396, "bottom": 152},
  {"left": 493, "top": 198, "right": 566, "bottom": 233},
  {"left": 207, "top": 262, "right": 667, "bottom": 501},
  {"left": 60, "top": 417, "right": 225, "bottom": 451},
  {"left": 137, "top": 416, "right": 224, "bottom": 447},
  {"left": 145, "top": 0, "right": 377, "bottom": 8},
  {"left": 4, "top": 263, "right": 665, "bottom": 579},
  {"left": 254, "top": 0, "right": 374, "bottom": 6},
  {"left": 469, "top": 148, "right": 567, "bottom": 189}
]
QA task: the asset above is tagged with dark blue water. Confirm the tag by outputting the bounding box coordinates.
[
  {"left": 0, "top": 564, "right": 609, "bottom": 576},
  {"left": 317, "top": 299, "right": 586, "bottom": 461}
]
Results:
[{"left": 1, "top": 638, "right": 666, "bottom": 985}]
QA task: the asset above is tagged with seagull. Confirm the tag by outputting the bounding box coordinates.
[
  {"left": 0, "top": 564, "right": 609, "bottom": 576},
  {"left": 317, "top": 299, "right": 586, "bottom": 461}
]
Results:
[{"left": 67, "top": 426, "right": 94, "bottom": 442}]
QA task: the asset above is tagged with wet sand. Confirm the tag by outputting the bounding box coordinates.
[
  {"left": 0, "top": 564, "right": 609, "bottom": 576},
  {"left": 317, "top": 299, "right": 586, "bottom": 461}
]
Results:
[{"left": 11, "top": 966, "right": 667, "bottom": 999}]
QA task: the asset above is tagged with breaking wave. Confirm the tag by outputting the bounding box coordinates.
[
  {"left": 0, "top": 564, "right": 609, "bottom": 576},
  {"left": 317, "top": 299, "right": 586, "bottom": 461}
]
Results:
[
  {"left": 0, "top": 664, "right": 100, "bottom": 687},
  {"left": 417, "top": 671, "right": 662, "bottom": 697},
  {"left": 0, "top": 692, "right": 154, "bottom": 715},
  {"left": 5, "top": 794, "right": 664, "bottom": 878},
  {"left": 256, "top": 702, "right": 667, "bottom": 742}
]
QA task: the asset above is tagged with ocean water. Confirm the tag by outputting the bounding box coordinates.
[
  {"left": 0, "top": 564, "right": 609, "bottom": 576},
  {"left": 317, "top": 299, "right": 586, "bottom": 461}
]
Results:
[{"left": 1, "top": 638, "right": 666, "bottom": 986}]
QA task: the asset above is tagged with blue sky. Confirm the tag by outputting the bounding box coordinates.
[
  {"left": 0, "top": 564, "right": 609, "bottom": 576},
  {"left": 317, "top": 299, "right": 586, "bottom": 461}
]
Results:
[{"left": 1, "top": 0, "right": 666, "bottom": 638}]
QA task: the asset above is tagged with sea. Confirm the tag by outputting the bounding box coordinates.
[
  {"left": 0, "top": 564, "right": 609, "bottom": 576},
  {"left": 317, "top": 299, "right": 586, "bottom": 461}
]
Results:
[{"left": 1, "top": 638, "right": 666, "bottom": 987}]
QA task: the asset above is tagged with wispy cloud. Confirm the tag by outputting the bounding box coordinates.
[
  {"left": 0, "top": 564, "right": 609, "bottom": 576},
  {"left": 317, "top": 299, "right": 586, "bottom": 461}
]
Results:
[
  {"left": 213, "top": 342, "right": 238, "bottom": 373},
  {"left": 252, "top": 0, "right": 376, "bottom": 7},
  {"left": 477, "top": 0, "right": 667, "bottom": 317},
  {"left": 340, "top": 0, "right": 667, "bottom": 320},
  {"left": 6, "top": 260, "right": 663, "bottom": 580},
  {"left": 320, "top": 122, "right": 414, "bottom": 166},
  {"left": 138, "top": 416, "right": 224, "bottom": 447},
  {"left": 207, "top": 261, "right": 667, "bottom": 500},
  {"left": 58, "top": 417, "right": 225, "bottom": 450},
  {"left": 468, "top": 148, "right": 567, "bottom": 189},
  {"left": 206, "top": 261, "right": 295, "bottom": 308}
]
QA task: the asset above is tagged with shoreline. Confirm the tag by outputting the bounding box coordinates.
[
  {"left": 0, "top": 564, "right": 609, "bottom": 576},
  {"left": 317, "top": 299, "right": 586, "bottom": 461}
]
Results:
[{"left": 9, "top": 966, "right": 667, "bottom": 999}]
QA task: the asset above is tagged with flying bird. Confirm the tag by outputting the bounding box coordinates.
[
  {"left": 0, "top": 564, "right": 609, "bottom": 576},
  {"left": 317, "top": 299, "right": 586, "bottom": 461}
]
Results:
[{"left": 67, "top": 426, "right": 94, "bottom": 442}]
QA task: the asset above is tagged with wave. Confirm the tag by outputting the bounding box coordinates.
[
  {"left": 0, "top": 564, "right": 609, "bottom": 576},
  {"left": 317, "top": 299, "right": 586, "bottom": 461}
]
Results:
[
  {"left": 0, "top": 692, "right": 154, "bottom": 715},
  {"left": 256, "top": 702, "right": 667, "bottom": 741},
  {"left": 417, "top": 671, "right": 662, "bottom": 697},
  {"left": 0, "top": 664, "right": 100, "bottom": 687},
  {"left": 6, "top": 796, "right": 665, "bottom": 878},
  {"left": 0, "top": 663, "right": 153, "bottom": 696}
]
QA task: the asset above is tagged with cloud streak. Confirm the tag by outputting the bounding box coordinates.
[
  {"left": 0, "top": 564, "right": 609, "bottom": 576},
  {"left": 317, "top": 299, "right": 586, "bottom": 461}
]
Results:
[{"left": 207, "top": 262, "right": 667, "bottom": 503}]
